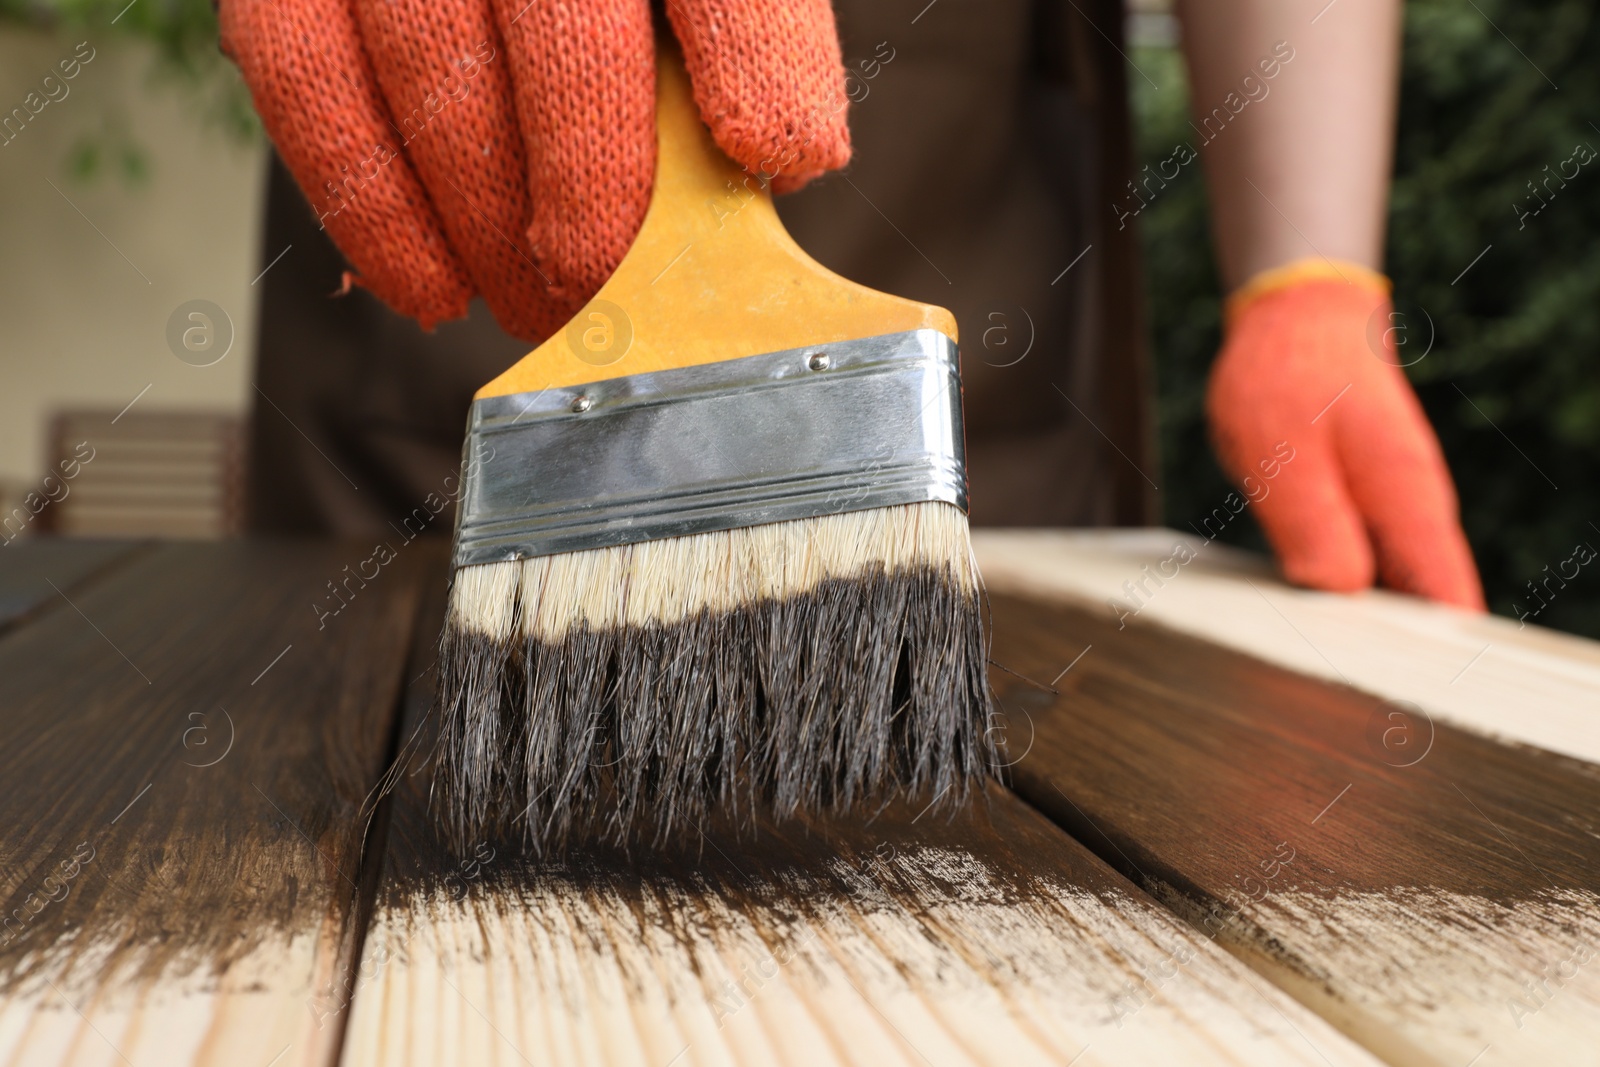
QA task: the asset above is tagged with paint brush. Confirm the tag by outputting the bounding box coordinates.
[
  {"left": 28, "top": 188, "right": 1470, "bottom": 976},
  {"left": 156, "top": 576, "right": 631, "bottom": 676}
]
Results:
[{"left": 434, "top": 43, "right": 996, "bottom": 852}]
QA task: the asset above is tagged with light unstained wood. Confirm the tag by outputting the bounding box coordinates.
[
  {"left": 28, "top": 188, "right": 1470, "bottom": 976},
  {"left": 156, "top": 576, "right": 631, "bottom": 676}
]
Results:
[
  {"left": 0, "top": 541, "right": 434, "bottom": 1067},
  {"left": 973, "top": 528, "right": 1600, "bottom": 766},
  {"left": 340, "top": 575, "right": 1382, "bottom": 1067},
  {"left": 984, "top": 585, "right": 1600, "bottom": 1067}
]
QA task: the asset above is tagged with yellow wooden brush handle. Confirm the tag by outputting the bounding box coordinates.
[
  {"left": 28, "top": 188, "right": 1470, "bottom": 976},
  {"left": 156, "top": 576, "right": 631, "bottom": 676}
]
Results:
[{"left": 474, "top": 48, "right": 958, "bottom": 401}]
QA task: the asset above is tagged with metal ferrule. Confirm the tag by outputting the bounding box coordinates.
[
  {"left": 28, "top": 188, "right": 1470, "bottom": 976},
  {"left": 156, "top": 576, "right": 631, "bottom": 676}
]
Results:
[{"left": 450, "top": 328, "right": 967, "bottom": 567}]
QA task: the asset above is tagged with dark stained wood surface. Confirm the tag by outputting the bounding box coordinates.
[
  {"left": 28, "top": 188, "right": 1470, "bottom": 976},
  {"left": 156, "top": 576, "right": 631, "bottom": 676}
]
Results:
[
  {"left": 3, "top": 538, "right": 1597, "bottom": 1066},
  {"left": 337, "top": 566, "right": 1378, "bottom": 1067},
  {"left": 0, "top": 539, "right": 142, "bottom": 631},
  {"left": 987, "top": 591, "right": 1600, "bottom": 1067},
  {"left": 0, "top": 539, "right": 437, "bottom": 1066}
]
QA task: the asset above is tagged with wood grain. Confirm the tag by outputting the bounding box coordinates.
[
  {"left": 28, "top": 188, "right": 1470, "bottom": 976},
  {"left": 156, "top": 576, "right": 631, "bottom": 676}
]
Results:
[
  {"left": 9, "top": 533, "right": 1592, "bottom": 1065},
  {"left": 986, "top": 588, "right": 1600, "bottom": 1067},
  {"left": 340, "top": 569, "right": 1382, "bottom": 1067},
  {"left": 0, "top": 541, "right": 434, "bottom": 1067},
  {"left": 0, "top": 540, "right": 141, "bottom": 632}
]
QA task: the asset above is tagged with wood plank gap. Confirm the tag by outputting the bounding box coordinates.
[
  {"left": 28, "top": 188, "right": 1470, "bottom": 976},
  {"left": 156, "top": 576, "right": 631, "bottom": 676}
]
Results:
[
  {"left": 339, "top": 552, "right": 1385, "bottom": 1067},
  {"left": 986, "top": 589, "right": 1600, "bottom": 1067},
  {"left": 324, "top": 546, "right": 452, "bottom": 1066},
  {"left": 0, "top": 541, "right": 438, "bottom": 1067},
  {"left": 0, "top": 541, "right": 152, "bottom": 637}
]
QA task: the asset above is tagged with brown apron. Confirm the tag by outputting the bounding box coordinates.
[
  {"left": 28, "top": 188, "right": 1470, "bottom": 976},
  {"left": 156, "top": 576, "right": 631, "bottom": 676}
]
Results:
[{"left": 246, "top": 0, "right": 1154, "bottom": 536}]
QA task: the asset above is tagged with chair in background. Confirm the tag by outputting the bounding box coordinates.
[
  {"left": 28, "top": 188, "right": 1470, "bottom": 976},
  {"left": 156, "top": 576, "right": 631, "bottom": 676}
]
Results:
[{"left": 41, "top": 411, "right": 245, "bottom": 539}]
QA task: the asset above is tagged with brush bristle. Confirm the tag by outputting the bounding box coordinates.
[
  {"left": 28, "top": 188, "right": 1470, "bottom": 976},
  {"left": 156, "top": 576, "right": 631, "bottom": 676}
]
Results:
[{"left": 432, "top": 501, "right": 998, "bottom": 852}]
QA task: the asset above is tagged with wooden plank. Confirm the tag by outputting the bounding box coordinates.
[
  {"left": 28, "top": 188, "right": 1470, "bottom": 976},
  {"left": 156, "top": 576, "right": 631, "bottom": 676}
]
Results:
[
  {"left": 0, "top": 541, "right": 434, "bottom": 1067},
  {"left": 985, "top": 588, "right": 1600, "bottom": 1067},
  {"left": 973, "top": 529, "right": 1600, "bottom": 766},
  {"left": 0, "top": 540, "right": 141, "bottom": 632},
  {"left": 340, "top": 570, "right": 1383, "bottom": 1067}
]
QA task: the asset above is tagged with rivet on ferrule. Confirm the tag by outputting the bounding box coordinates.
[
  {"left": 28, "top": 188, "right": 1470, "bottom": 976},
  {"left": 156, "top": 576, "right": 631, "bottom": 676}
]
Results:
[{"left": 452, "top": 329, "right": 967, "bottom": 567}]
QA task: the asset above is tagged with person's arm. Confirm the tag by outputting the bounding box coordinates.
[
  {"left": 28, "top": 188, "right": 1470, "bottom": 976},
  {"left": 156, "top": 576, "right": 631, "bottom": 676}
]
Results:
[
  {"left": 1173, "top": 0, "right": 1485, "bottom": 610},
  {"left": 1174, "top": 0, "right": 1401, "bottom": 287}
]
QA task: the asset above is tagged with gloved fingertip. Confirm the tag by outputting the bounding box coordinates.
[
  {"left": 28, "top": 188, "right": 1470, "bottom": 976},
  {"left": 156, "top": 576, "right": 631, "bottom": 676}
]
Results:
[
  {"left": 671, "top": 0, "right": 853, "bottom": 189},
  {"left": 1277, "top": 542, "right": 1376, "bottom": 595},
  {"left": 701, "top": 112, "right": 850, "bottom": 193},
  {"left": 1446, "top": 583, "right": 1489, "bottom": 613},
  {"left": 1377, "top": 541, "right": 1488, "bottom": 613},
  {"left": 330, "top": 269, "right": 470, "bottom": 333},
  {"left": 1397, "top": 572, "right": 1487, "bottom": 612},
  {"left": 770, "top": 169, "right": 825, "bottom": 196}
]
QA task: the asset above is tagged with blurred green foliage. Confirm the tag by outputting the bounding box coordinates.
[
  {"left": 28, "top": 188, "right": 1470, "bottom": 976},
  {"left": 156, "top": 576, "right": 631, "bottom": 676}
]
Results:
[
  {"left": 1131, "top": 0, "right": 1600, "bottom": 637},
  {"left": 0, "top": 0, "right": 256, "bottom": 182}
]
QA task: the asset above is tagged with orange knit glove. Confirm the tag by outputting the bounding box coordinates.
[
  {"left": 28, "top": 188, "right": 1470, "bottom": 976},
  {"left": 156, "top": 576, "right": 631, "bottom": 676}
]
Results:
[
  {"left": 1206, "top": 260, "right": 1485, "bottom": 610},
  {"left": 219, "top": 0, "right": 851, "bottom": 343}
]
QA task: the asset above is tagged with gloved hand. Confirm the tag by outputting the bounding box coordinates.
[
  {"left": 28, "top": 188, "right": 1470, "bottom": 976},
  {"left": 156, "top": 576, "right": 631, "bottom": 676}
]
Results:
[
  {"left": 1206, "top": 259, "right": 1485, "bottom": 610},
  {"left": 219, "top": 0, "right": 851, "bottom": 342}
]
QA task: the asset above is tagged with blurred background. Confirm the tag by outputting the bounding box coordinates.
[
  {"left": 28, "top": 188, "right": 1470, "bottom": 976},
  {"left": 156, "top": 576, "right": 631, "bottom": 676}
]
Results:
[
  {"left": 0, "top": 0, "right": 1596, "bottom": 635},
  {"left": 1128, "top": 0, "right": 1600, "bottom": 637},
  {"left": 0, "top": 0, "right": 261, "bottom": 538}
]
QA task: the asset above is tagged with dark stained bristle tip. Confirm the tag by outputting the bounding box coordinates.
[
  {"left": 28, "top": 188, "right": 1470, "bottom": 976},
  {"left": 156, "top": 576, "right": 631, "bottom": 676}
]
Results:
[{"left": 431, "top": 504, "right": 999, "bottom": 855}]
